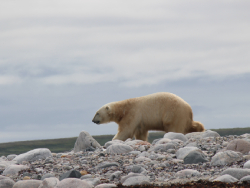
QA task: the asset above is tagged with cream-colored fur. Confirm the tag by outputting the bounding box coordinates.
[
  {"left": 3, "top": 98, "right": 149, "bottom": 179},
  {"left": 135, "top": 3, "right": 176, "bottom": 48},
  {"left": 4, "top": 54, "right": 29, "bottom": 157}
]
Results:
[{"left": 92, "top": 92, "right": 205, "bottom": 141}]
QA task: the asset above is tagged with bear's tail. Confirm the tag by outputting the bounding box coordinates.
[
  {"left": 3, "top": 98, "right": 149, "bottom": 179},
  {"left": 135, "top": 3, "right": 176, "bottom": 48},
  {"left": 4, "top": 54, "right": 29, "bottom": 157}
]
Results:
[{"left": 189, "top": 121, "right": 205, "bottom": 133}]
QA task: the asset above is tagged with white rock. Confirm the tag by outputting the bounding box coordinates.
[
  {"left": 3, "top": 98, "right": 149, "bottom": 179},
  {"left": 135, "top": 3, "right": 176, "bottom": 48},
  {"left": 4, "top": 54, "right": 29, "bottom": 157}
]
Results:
[
  {"left": 95, "top": 183, "right": 117, "bottom": 188},
  {"left": 244, "top": 160, "right": 250, "bottom": 169},
  {"left": 3, "top": 164, "right": 29, "bottom": 176},
  {"left": 134, "top": 156, "right": 152, "bottom": 163},
  {"left": 55, "top": 178, "right": 92, "bottom": 188},
  {"left": 210, "top": 151, "right": 242, "bottom": 166},
  {"left": 13, "top": 148, "right": 52, "bottom": 163},
  {"left": 0, "top": 175, "right": 15, "bottom": 188},
  {"left": 13, "top": 180, "right": 42, "bottom": 188},
  {"left": 106, "top": 144, "right": 133, "bottom": 154}
]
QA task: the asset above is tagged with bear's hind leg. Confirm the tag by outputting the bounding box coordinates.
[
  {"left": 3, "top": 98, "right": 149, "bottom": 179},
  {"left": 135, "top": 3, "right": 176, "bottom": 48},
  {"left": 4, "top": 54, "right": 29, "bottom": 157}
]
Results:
[{"left": 134, "top": 129, "right": 148, "bottom": 141}]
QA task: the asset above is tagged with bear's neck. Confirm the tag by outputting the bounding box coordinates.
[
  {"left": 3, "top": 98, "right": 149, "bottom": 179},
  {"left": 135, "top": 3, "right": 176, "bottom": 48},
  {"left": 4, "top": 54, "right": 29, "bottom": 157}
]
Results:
[{"left": 112, "top": 99, "right": 136, "bottom": 123}]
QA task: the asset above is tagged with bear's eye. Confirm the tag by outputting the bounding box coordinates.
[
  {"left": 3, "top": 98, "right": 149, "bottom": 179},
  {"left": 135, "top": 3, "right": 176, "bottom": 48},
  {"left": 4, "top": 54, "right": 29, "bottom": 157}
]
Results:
[
  {"left": 96, "top": 113, "right": 99, "bottom": 115},
  {"left": 106, "top": 106, "right": 109, "bottom": 110}
]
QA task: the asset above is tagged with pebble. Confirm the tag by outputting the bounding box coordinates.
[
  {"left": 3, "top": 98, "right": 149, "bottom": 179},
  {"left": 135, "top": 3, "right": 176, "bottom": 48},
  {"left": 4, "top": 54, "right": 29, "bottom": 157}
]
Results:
[{"left": 1, "top": 130, "right": 250, "bottom": 187}]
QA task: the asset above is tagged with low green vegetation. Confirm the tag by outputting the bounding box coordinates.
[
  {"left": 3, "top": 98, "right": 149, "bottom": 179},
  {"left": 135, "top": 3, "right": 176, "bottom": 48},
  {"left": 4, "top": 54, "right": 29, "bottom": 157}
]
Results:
[{"left": 0, "top": 127, "right": 249, "bottom": 156}]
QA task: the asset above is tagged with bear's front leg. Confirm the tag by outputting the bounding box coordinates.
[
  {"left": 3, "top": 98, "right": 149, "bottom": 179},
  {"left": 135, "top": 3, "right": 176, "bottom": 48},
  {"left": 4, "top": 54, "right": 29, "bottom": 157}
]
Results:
[
  {"left": 134, "top": 130, "right": 148, "bottom": 141},
  {"left": 112, "top": 131, "right": 133, "bottom": 141}
]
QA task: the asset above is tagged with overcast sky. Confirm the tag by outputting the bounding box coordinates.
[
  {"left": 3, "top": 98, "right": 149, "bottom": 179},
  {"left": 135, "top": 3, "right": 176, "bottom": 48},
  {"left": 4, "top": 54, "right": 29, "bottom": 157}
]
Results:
[{"left": 0, "top": 0, "right": 250, "bottom": 143}]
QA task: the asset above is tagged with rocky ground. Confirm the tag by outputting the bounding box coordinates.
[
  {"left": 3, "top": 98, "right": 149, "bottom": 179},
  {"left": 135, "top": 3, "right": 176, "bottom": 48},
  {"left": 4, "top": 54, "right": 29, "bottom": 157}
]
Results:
[{"left": 1, "top": 130, "right": 250, "bottom": 188}]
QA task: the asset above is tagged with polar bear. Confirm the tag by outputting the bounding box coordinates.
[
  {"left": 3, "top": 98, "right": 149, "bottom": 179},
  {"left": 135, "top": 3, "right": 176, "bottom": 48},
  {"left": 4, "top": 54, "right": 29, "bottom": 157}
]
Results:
[{"left": 92, "top": 92, "right": 204, "bottom": 141}]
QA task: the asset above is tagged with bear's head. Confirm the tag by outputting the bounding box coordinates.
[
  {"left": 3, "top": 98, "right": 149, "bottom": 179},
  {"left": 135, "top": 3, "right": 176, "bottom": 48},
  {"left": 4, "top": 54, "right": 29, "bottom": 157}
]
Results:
[{"left": 92, "top": 104, "right": 113, "bottom": 124}]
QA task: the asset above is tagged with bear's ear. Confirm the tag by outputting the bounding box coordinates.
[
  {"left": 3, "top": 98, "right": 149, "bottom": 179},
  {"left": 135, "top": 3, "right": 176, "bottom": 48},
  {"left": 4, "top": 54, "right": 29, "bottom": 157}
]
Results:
[{"left": 106, "top": 106, "right": 109, "bottom": 110}]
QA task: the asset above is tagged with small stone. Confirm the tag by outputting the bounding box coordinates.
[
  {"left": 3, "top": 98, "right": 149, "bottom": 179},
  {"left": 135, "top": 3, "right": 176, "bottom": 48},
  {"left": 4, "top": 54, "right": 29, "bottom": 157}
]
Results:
[
  {"left": 23, "top": 176, "right": 31, "bottom": 180},
  {"left": 97, "top": 162, "right": 119, "bottom": 169},
  {"left": 176, "top": 169, "right": 201, "bottom": 178},
  {"left": 80, "top": 170, "right": 88, "bottom": 176},
  {"left": 109, "top": 171, "right": 122, "bottom": 181}
]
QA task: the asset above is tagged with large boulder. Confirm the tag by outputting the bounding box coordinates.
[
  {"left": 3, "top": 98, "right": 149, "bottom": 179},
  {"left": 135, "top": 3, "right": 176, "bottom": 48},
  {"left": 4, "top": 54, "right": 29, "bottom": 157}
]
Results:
[
  {"left": 13, "top": 148, "right": 52, "bottom": 163},
  {"left": 74, "top": 131, "right": 101, "bottom": 152},
  {"left": 183, "top": 150, "right": 208, "bottom": 164},
  {"left": 38, "top": 177, "right": 59, "bottom": 188}
]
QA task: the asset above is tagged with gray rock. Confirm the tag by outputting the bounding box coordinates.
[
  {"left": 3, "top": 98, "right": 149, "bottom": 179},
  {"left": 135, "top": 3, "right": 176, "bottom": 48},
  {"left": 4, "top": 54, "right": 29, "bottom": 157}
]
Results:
[
  {"left": 184, "top": 150, "right": 208, "bottom": 164},
  {"left": 176, "top": 147, "right": 200, "bottom": 160},
  {"left": 148, "top": 143, "right": 175, "bottom": 153},
  {"left": 131, "top": 165, "right": 146, "bottom": 173},
  {"left": 243, "top": 160, "right": 250, "bottom": 169},
  {"left": 164, "top": 132, "right": 188, "bottom": 142},
  {"left": 3, "top": 164, "right": 29, "bottom": 176},
  {"left": 41, "top": 173, "right": 55, "bottom": 180},
  {"left": 221, "top": 168, "right": 250, "bottom": 180},
  {"left": 109, "top": 171, "right": 122, "bottom": 181},
  {"left": 95, "top": 184, "right": 117, "bottom": 188},
  {"left": 38, "top": 177, "right": 59, "bottom": 188},
  {"left": 59, "top": 170, "right": 81, "bottom": 181},
  {"left": 0, "top": 175, "right": 15, "bottom": 188},
  {"left": 121, "top": 173, "right": 150, "bottom": 186},
  {"left": 125, "top": 140, "right": 143, "bottom": 147},
  {"left": 210, "top": 151, "right": 242, "bottom": 166},
  {"left": 97, "top": 162, "right": 119, "bottom": 169},
  {"left": 13, "top": 180, "right": 42, "bottom": 188},
  {"left": 74, "top": 131, "right": 101, "bottom": 152},
  {"left": 106, "top": 144, "right": 133, "bottom": 154},
  {"left": 202, "top": 130, "right": 220, "bottom": 138},
  {"left": 213, "top": 174, "right": 238, "bottom": 183},
  {"left": 240, "top": 175, "right": 250, "bottom": 183},
  {"left": 176, "top": 169, "right": 201, "bottom": 178},
  {"left": 227, "top": 139, "right": 250, "bottom": 154},
  {"left": 55, "top": 178, "right": 92, "bottom": 188},
  {"left": 152, "top": 138, "right": 161, "bottom": 145},
  {"left": 0, "top": 161, "right": 17, "bottom": 170},
  {"left": 13, "top": 148, "right": 52, "bottom": 163}
]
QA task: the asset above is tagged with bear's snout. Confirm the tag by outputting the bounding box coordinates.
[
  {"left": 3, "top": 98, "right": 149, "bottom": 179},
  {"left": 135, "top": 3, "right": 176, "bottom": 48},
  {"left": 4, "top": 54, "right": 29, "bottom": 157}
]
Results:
[{"left": 92, "top": 118, "right": 100, "bottom": 124}]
